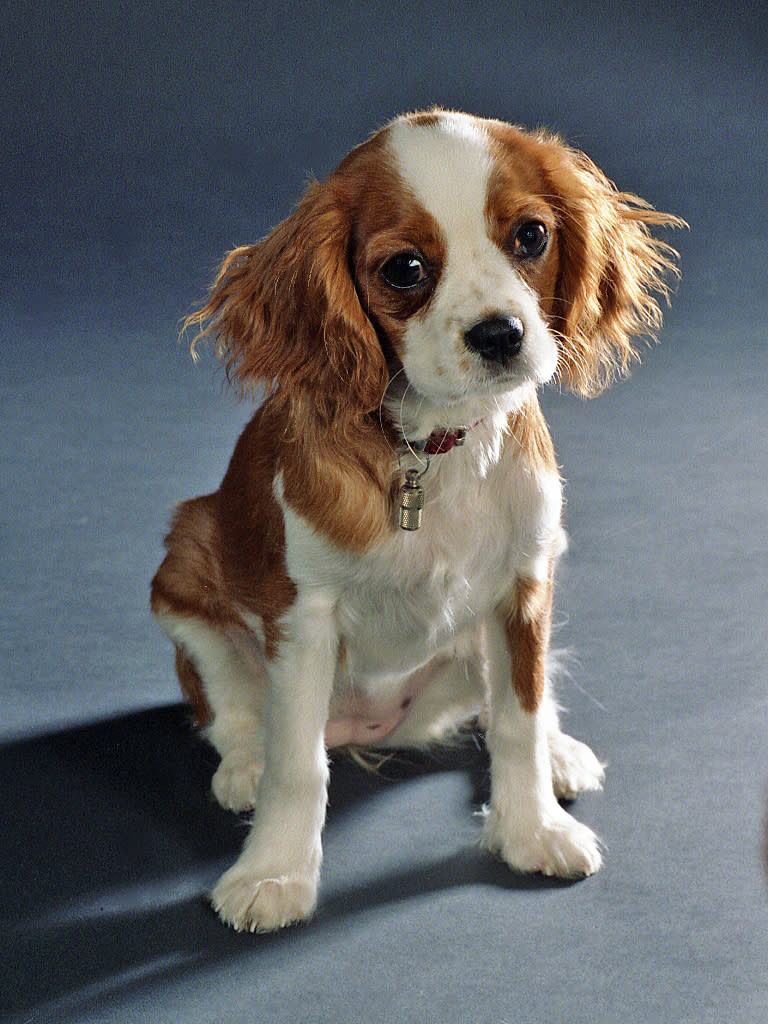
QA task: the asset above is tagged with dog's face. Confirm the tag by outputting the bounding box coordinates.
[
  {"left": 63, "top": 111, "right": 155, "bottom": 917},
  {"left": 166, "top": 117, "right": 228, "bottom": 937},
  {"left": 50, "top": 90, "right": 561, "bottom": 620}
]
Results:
[
  {"left": 186, "top": 109, "right": 681, "bottom": 422},
  {"left": 353, "top": 113, "right": 560, "bottom": 414}
]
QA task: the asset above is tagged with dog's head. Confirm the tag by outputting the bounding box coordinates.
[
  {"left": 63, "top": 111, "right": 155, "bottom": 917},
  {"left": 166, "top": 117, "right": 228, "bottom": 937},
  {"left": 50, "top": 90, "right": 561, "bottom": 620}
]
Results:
[{"left": 186, "top": 110, "right": 682, "bottom": 425}]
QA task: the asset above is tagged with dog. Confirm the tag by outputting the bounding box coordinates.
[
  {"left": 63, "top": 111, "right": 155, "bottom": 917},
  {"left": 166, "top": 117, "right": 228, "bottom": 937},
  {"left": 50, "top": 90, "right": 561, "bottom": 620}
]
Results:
[{"left": 151, "top": 109, "right": 681, "bottom": 932}]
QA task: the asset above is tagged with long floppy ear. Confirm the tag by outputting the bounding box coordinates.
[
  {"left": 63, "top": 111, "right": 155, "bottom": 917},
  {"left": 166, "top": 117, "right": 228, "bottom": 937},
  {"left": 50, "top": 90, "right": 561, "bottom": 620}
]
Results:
[
  {"left": 538, "top": 135, "right": 685, "bottom": 397},
  {"left": 183, "top": 178, "right": 388, "bottom": 418}
]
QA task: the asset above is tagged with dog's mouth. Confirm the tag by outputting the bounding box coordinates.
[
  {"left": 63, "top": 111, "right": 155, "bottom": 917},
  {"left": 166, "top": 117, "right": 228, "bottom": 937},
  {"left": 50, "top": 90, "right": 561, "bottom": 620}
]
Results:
[
  {"left": 380, "top": 366, "right": 529, "bottom": 449},
  {"left": 389, "top": 359, "right": 531, "bottom": 406}
]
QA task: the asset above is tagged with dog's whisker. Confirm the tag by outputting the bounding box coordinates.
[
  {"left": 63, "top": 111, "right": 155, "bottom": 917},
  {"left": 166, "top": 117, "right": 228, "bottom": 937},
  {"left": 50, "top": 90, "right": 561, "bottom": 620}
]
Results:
[{"left": 398, "top": 380, "right": 431, "bottom": 468}]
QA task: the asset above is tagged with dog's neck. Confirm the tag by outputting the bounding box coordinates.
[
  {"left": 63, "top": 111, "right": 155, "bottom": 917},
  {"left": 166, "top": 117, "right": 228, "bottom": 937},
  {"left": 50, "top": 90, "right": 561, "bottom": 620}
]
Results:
[{"left": 380, "top": 376, "right": 534, "bottom": 455}]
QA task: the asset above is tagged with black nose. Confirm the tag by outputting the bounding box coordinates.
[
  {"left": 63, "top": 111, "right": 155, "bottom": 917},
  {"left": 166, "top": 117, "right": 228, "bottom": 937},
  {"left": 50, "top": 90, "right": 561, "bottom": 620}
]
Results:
[{"left": 464, "top": 315, "right": 524, "bottom": 363}]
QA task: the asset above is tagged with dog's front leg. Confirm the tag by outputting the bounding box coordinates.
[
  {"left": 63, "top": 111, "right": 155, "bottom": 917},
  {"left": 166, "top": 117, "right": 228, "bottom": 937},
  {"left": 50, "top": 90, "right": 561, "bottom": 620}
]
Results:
[
  {"left": 212, "top": 593, "right": 337, "bottom": 932},
  {"left": 482, "top": 575, "right": 602, "bottom": 877}
]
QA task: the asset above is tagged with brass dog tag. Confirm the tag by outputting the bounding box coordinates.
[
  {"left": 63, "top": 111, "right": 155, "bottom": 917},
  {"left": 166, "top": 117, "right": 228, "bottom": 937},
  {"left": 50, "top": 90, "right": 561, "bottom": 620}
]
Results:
[{"left": 399, "top": 469, "right": 424, "bottom": 531}]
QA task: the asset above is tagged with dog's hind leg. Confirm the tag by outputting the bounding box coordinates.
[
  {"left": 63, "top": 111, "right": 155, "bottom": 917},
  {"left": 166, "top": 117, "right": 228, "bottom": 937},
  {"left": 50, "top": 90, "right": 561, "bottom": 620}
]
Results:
[
  {"left": 157, "top": 612, "right": 267, "bottom": 813},
  {"left": 543, "top": 691, "right": 606, "bottom": 801}
]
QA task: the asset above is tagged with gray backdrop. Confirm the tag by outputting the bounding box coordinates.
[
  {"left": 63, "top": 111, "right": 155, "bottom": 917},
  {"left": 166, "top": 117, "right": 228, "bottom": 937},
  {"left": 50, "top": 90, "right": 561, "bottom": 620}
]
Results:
[{"left": 2, "top": 1, "right": 767, "bottom": 1022}]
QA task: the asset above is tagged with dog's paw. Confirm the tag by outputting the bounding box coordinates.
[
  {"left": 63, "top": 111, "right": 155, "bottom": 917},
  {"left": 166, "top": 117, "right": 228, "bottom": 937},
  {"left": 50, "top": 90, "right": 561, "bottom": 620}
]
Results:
[
  {"left": 482, "top": 805, "right": 602, "bottom": 878},
  {"left": 211, "top": 749, "right": 264, "bottom": 812},
  {"left": 211, "top": 866, "right": 318, "bottom": 933},
  {"left": 549, "top": 732, "right": 606, "bottom": 801}
]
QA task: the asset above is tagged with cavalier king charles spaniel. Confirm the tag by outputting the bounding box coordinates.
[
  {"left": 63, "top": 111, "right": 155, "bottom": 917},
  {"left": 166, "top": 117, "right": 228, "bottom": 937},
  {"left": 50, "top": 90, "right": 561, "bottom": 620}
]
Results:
[{"left": 151, "top": 109, "right": 681, "bottom": 931}]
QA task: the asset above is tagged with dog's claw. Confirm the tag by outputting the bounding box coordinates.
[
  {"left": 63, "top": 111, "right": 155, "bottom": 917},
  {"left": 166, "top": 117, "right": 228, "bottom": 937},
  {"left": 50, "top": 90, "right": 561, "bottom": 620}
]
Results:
[{"left": 212, "top": 869, "right": 318, "bottom": 933}]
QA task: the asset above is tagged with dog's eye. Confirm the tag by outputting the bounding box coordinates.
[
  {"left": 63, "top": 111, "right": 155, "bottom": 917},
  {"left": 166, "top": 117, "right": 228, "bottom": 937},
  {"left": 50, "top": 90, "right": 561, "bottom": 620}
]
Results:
[
  {"left": 380, "top": 253, "right": 429, "bottom": 290},
  {"left": 512, "top": 221, "right": 549, "bottom": 259}
]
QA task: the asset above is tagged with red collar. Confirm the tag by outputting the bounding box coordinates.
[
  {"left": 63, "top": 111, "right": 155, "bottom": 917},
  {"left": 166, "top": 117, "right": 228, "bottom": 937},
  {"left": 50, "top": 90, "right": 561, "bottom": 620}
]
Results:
[
  {"left": 421, "top": 426, "right": 468, "bottom": 455},
  {"left": 417, "top": 418, "right": 485, "bottom": 454},
  {"left": 380, "top": 414, "right": 481, "bottom": 456}
]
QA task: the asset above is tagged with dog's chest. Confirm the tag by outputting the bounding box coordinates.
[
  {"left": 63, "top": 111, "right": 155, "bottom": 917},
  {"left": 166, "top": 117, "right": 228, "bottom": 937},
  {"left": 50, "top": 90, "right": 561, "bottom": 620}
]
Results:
[
  {"left": 294, "top": 451, "right": 562, "bottom": 679},
  {"left": 280, "top": 440, "right": 561, "bottom": 679},
  {"left": 336, "top": 544, "right": 493, "bottom": 676}
]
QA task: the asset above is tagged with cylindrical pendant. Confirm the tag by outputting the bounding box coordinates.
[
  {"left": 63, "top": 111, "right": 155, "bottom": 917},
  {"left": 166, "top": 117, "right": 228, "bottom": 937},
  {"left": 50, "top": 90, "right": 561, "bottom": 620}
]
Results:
[{"left": 399, "top": 469, "right": 424, "bottom": 531}]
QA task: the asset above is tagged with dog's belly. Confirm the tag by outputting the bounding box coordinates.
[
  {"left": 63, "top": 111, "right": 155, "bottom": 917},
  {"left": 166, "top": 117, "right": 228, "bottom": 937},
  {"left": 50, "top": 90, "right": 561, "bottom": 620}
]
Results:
[
  {"left": 324, "top": 658, "right": 442, "bottom": 747},
  {"left": 326, "top": 568, "right": 490, "bottom": 745}
]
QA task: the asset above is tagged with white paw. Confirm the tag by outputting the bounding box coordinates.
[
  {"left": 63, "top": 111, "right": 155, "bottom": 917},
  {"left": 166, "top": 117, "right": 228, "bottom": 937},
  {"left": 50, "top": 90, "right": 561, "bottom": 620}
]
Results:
[
  {"left": 211, "top": 749, "right": 263, "bottom": 812},
  {"left": 211, "top": 866, "right": 318, "bottom": 932},
  {"left": 549, "top": 732, "right": 606, "bottom": 801},
  {"left": 483, "top": 804, "right": 603, "bottom": 878}
]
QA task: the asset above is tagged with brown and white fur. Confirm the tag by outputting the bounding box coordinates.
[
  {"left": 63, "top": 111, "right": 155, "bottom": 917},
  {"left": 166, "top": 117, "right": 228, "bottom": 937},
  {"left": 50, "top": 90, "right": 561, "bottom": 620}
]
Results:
[{"left": 151, "top": 109, "right": 681, "bottom": 932}]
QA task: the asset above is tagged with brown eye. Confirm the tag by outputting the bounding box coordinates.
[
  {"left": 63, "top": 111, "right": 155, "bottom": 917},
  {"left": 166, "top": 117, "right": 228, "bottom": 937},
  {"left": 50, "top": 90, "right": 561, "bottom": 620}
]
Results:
[
  {"left": 380, "top": 252, "right": 429, "bottom": 290},
  {"left": 512, "top": 221, "right": 549, "bottom": 259}
]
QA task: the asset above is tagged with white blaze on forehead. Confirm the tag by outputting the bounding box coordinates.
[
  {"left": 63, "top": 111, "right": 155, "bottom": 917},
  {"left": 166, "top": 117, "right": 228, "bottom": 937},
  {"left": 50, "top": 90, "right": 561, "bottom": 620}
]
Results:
[{"left": 387, "top": 113, "right": 493, "bottom": 233}]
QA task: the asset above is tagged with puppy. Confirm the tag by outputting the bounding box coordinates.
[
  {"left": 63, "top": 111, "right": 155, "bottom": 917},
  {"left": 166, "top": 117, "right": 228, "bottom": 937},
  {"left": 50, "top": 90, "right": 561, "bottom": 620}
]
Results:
[{"left": 151, "top": 109, "right": 681, "bottom": 931}]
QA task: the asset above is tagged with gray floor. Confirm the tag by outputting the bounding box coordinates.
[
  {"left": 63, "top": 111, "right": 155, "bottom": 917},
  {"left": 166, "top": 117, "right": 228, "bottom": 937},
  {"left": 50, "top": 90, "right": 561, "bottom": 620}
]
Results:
[{"left": 2, "top": 2, "right": 767, "bottom": 1022}]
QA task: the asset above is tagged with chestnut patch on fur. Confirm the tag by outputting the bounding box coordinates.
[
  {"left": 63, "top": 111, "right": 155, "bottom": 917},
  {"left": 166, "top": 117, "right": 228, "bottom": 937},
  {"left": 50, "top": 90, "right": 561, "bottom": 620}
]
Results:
[
  {"left": 507, "top": 396, "right": 557, "bottom": 475},
  {"left": 503, "top": 574, "right": 553, "bottom": 714},
  {"left": 151, "top": 403, "right": 299, "bottom": 662}
]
